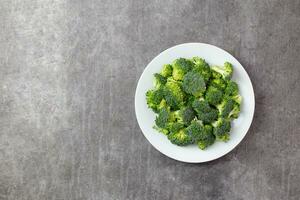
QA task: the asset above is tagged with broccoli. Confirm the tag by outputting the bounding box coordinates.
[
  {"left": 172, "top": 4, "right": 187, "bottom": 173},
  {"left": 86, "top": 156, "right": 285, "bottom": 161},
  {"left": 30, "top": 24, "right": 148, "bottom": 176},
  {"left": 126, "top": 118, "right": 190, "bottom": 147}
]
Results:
[
  {"left": 216, "top": 97, "right": 235, "bottom": 118},
  {"left": 205, "top": 86, "right": 223, "bottom": 106},
  {"left": 209, "top": 77, "right": 226, "bottom": 91},
  {"left": 154, "top": 106, "right": 177, "bottom": 134},
  {"left": 153, "top": 126, "right": 169, "bottom": 135},
  {"left": 192, "top": 99, "right": 218, "bottom": 124},
  {"left": 168, "top": 129, "right": 193, "bottom": 146},
  {"left": 145, "top": 57, "right": 242, "bottom": 150},
  {"left": 211, "top": 62, "right": 233, "bottom": 80},
  {"left": 228, "top": 104, "right": 240, "bottom": 119},
  {"left": 212, "top": 118, "right": 231, "bottom": 141},
  {"left": 174, "top": 107, "right": 196, "bottom": 125},
  {"left": 217, "top": 95, "right": 242, "bottom": 119},
  {"left": 192, "top": 57, "right": 211, "bottom": 82},
  {"left": 168, "top": 122, "right": 185, "bottom": 133},
  {"left": 161, "top": 64, "right": 173, "bottom": 77},
  {"left": 185, "top": 120, "right": 203, "bottom": 141},
  {"left": 197, "top": 125, "right": 215, "bottom": 150},
  {"left": 231, "top": 94, "right": 242, "bottom": 105},
  {"left": 227, "top": 94, "right": 242, "bottom": 119},
  {"left": 182, "top": 71, "right": 206, "bottom": 97},
  {"left": 155, "top": 107, "right": 170, "bottom": 128},
  {"left": 172, "top": 58, "right": 194, "bottom": 80},
  {"left": 145, "top": 88, "right": 164, "bottom": 112},
  {"left": 154, "top": 73, "right": 167, "bottom": 89},
  {"left": 225, "top": 81, "right": 239, "bottom": 96},
  {"left": 164, "top": 79, "right": 185, "bottom": 110},
  {"left": 186, "top": 121, "right": 215, "bottom": 149}
]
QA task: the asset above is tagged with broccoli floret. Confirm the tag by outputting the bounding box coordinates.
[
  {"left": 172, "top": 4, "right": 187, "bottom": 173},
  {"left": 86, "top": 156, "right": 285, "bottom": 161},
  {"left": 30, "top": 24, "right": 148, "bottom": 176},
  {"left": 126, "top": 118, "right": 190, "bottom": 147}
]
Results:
[
  {"left": 185, "top": 121, "right": 215, "bottom": 149},
  {"left": 217, "top": 94, "right": 243, "bottom": 119},
  {"left": 209, "top": 77, "right": 226, "bottom": 91},
  {"left": 185, "top": 120, "right": 203, "bottom": 142},
  {"left": 154, "top": 73, "right": 167, "bottom": 88},
  {"left": 212, "top": 118, "right": 231, "bottom": 141},
  {"left": 146, "top": 88, "right": 164, "bottom": 112},
  {"left": 168, "top": 122, "right": 185, "bottom": 133},
  {"left": 155, "top": 107, "right": 170, "bottom": 128},
  {"left": 154, "top": 106, "right": 177, "bottom": 134},
  {"left": 225, "top": 81, "right": 239, "bottom": 96},
  {"left": 228, "top": 103, "right": 241, "bottom": 119},
  {"left": 227, "top": 94, "right": 242, "bottom": 119},
  {"left": 205, "top": 86, "right": 223, "bottom": 106},
  {"left": 174, "top": 107, "right": 196, "bottom": 125},
  {"left": 192, "top": 99, "right": 218, "bottom": 124},
  {"left": 197, "top": 125, "right": 215, "bottom": 150},
  {"left": 172, "top": 58, "right": 194, "bottom": 80},
  {"left": 182, "top": 71, "right": 206, "bottom": 97},
  {"left": 164, "top": 79, "right": 185, "bottom": 110},
  {"left": 231, "top": 94, "right": 242, "bottom": 105},
  {"left": 168, "top": 129, "right": 193, "bottom": 146},
  {"left": 161, "top": 64, "right": 173, "bottom": 77},
  {"left": 211, "top": 70, "right": 222, "bottom": 79},
  {"left": 211, "top": 62, "right": 233, "bottom": 80},
  {"left": 216, "top": 97, "right": 235, "bottom": 118},
  {"left": 153, "top": 126, "right": 169, "bottom": 135},
  {"left": 192, "top": 57, "right": 211, "bottom": 82}
]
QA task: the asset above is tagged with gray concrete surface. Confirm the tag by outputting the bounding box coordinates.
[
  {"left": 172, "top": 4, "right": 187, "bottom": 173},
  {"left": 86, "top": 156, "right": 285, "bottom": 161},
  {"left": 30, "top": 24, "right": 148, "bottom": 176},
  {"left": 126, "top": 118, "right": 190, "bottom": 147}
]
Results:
[{"left": 0, "top": 0, "right": 299, "bottom": 200}]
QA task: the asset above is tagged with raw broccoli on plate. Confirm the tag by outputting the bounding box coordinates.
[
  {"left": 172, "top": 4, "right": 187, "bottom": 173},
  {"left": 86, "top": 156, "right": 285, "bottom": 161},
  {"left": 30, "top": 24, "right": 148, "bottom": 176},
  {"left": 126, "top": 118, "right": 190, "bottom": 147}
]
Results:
[{"left": 145, "top": 57, "right": 242, "bottom": 150}]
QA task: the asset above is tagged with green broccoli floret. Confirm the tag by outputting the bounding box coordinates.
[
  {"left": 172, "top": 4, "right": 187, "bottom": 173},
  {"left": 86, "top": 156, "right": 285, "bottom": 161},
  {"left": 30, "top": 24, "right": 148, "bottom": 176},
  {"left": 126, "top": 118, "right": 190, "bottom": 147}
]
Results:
[
  {"left": 197, "top": 125, "right": 215, "bottom": 150},
  {"left": 182, "top": 71, "right": 206, "bottom": 97},
  {"left": 231, "top": 94, "right": 242, "bottom": 105},
  {"left": 185, "top": 121, "right": 215, "bottom": 149},
  {"left": 174, "top": 106, "right": 196, "bottom": 125},
  {"left": 164, "top": 79, "right": 185, "bottom": 110},
  {"left": 205, "top": 86, "right": 223, "bottom": 106},
  {"left": 216, "top": 97, "right": 235, "bottom": 118},
  {"left": 168, "top": 129, "right": 193, "bottom": 146},
  {"left": 154, "top": 73, "right": 167, "bottom": 88},
  {"left": 145, "top": 88, "right": 164, "bottom": 112},
  {"left": 192, "top": 99, "right": 218, "bottom": 124},
  {"left": 228, "top": 104, "right": 240, "bottom": 119},
  {"left": 155, "top": 107, "right": 170, "bottom": 128},
  {"left": 172, "top": 58, "right": 194, "bottom": 80},
  {"left": 185, "top": 120, "right": 203, "bottom": 142},
  {"left": 227, "top": 94, "right": 242, "bottom": 119},
  {"left": 212, "top": 118, "right": 231, "bottom": 141},
  {"left": 225, "top": 81, "right": 239, "bottom": 96},
  {"left": 154, "top": 106, "right": 177, "bottom": 134},
  {"left": 168, "top": 122, "right": 185, "bottom": 133},
  {"left": 192, "top": 57, "right": 211, "bottom": 82},
  {"left": 217, "top": 94, "right": 243, "bottom": 119},
  {"left": 161, "top": 64, "right": 173, "bottom": 77},
  {"left": 211, "top": 62, "right": 233, "bottom": 80},
  {"left": 153, "top": 126, "right": 169, "bottom": 135},
  {"left": 209, "top": 77, "right": 226, "bottom": 91}
]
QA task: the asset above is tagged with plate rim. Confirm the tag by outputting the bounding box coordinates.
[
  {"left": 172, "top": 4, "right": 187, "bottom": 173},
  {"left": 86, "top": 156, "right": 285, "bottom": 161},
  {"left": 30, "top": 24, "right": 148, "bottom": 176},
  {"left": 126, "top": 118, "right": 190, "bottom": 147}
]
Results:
[{"left": 135, "top": 42, "right": 255, "bottom": 163}]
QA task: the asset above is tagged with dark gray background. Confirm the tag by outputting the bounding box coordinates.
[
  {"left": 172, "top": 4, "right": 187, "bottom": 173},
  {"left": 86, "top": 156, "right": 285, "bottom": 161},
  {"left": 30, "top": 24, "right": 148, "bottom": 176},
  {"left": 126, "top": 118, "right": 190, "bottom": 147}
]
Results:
[{"left": 0, "top": 0, "right": 299, "bottom": 200}]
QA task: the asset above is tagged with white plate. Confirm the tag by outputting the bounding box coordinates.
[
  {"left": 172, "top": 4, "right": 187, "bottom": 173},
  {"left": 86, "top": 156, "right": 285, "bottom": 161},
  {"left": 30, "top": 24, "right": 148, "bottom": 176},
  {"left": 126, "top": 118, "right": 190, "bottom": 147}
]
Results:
[{"left": 135, "top": 43, "right": 255, "bottom": 163}]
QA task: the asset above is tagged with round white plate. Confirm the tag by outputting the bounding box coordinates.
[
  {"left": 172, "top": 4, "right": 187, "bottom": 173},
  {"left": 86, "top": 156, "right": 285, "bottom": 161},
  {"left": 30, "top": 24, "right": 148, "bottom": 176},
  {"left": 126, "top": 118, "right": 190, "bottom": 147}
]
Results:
[{"left": 135, "top": 43, "right": 255, "bottom": 163}]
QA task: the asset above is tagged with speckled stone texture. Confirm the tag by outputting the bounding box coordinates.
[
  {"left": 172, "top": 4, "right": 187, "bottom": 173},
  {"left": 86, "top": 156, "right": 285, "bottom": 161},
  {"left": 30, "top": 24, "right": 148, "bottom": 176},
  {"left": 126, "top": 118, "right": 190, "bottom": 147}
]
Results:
[{"left": 0, "top": 0, "right": 299, "bottom": 199}]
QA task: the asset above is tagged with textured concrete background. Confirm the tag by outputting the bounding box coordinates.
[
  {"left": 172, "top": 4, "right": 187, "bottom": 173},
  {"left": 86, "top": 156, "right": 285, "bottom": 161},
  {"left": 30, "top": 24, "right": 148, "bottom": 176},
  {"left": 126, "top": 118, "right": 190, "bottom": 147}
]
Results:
[{"left": 0, "top": 0, "right": 299, "bottom": 200}]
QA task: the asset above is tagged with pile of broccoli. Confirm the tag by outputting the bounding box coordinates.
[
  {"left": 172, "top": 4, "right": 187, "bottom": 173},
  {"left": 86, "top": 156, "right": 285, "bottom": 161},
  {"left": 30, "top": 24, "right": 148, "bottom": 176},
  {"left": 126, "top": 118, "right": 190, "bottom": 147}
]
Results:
[{"left": 146, "top": 57, "right": 242, "bottom": 150}]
